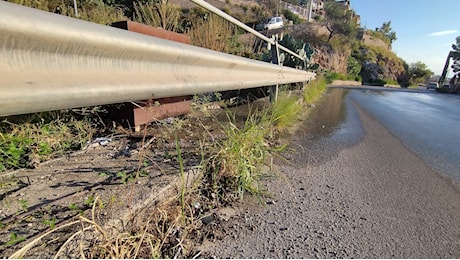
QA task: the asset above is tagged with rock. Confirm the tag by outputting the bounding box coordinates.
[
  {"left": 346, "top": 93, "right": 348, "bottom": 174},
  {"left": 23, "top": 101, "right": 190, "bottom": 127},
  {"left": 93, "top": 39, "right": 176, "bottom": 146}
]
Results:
[{"left": 201, "top": 214, "right": 215, "bottom": 225}]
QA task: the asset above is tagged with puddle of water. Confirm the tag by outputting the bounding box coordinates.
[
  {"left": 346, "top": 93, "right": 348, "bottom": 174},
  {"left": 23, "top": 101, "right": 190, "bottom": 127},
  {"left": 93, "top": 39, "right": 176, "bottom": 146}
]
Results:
[
  {"left": 287, "top": 88, "right": 365, "bottom": 165},
  {"left": 296, "top": 88, "right": 347, "bottom": 138},
  {"left": 297, "top": 88, "right": 363, "bottom": 142}
]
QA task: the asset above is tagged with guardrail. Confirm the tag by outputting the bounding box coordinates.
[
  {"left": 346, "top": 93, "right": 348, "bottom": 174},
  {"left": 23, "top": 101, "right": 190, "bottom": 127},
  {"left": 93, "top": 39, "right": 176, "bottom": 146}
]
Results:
[{"left": 0, "top": 0, "right": 315, "bottom": 117}]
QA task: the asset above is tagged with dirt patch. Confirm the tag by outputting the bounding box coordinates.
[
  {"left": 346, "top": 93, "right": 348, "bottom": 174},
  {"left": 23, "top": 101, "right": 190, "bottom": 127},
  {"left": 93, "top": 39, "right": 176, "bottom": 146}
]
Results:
[
  {"left": 0, "top": 128, "right": 197, "bottom": 257},
  {"left": 0, "top": 99, "right": 273, "bottom": 258}
]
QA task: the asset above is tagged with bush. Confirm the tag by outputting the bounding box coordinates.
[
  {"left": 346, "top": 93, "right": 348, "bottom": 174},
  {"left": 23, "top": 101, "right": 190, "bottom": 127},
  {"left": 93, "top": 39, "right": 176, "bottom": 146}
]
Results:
[
  {"left": 369, "top": 78, "right": 386, "bottom": 86},
  {"left": 323, "top": 71, "right": 358, "bottom": 83},
  {"left": 282, "top": 9, "right": 303, "bottom": 24},
  {"left": 385, "top": 78, "right": 398, "bottom": 85}
]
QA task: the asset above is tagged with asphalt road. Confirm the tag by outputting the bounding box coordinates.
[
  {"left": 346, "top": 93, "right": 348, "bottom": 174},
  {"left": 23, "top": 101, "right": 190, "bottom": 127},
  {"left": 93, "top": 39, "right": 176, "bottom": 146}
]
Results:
[
  {"left": 344, "top": 86, "right": 460, "bottom": 185},
  {"left": 202, "top": 86, "right": 460, "bottom": 258}
]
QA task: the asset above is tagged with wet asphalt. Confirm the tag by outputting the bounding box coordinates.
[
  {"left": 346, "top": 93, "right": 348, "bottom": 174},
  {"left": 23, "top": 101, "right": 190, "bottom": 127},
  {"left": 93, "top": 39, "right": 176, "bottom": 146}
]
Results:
[
  {"left": 202, "top": 85, "right": 460, "bottom": 258},
  {"left": 342, "top": 86, "right": 460, "bottom": 185}
]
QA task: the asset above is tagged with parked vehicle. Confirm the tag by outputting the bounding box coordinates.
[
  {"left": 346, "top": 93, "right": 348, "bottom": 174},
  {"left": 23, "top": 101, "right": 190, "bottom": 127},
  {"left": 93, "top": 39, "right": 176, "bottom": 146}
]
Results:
[
  {"left": 427, "top": 82, "right": 439, "bottom": 89},
  {"left": 256, "top": 16, "right": 284, "bottom": 31}
]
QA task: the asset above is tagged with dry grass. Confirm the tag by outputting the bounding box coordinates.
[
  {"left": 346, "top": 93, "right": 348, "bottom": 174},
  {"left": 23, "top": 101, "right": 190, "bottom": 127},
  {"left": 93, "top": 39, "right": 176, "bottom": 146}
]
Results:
[
  {"left": 133, "top": 0, "right": 181, "bottom": 32},
  {"left": 9, "top": 194, "right": 198, "bottom": 259},
  {"left": 189, "top": 13, "right": 238, "bottom": 53},
  {"left": 6, "top": 0, "right": 127, "bottom": 25}
]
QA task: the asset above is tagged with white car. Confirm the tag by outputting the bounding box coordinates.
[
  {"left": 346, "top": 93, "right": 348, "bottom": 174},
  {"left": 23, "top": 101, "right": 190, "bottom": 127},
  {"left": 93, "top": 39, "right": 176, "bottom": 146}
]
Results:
[
  {"left": 260, "top": 16, "right": 284, "bottom": 30},
  {"left": 427, "top": 82, "right": 439, "bottom": 89}
]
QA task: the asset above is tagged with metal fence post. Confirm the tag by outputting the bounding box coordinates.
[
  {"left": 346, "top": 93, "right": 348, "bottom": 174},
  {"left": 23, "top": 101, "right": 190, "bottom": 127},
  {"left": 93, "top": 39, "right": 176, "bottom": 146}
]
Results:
[
  {"left": 73, "top": 0, "right": 78, "bottom": 17},
  {"left": 270, "top": 35, "right": 281, "bottom": 103}
]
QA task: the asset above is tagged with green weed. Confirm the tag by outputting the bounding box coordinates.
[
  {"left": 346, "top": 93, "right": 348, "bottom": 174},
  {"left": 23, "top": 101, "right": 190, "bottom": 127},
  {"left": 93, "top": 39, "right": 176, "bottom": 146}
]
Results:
[
  {"left": 6, "top": 232, "right": 26, "bottom": 247},
  {"left": 18, "top": 198, "right": 28, "bottom": 212},
  {"left": 116, "top": 170, "right": 148, "bottom": 184},
  {"left": 303, "top": 76, "right": 328, "bottom": 104},
  {"left": 84, "top": 194, "right": 95, "bottom": 207},
  {"left": 43, "top": 217, "right": 57, "bottom": 229},
  {"left": 271, "top": 93, "right": 304, "bottom": 130},
  {"left": 204, "top": 106, "right": 275, "bottom": 201},
  {"left": 68, "top": 203, "right": 79, "bottom": 211},
  {"left": 174, "top": 129, "right": 186, "bottom": 217},
  {"left": 0, "top": 114, "right": 94, "bottom": 173},
  {"left": 117, "top": 171, "right": 134, "bottom": 184}
]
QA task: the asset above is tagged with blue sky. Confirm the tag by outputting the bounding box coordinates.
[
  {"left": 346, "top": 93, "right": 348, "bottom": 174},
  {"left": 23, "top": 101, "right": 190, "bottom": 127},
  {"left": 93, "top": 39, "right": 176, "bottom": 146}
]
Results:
[{"left": 351, "top": 0, "right": 460, "bottom": 76}]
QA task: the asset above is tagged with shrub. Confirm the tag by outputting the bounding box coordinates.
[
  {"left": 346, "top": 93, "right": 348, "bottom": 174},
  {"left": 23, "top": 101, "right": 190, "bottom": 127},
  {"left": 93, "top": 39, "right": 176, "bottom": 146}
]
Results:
[
  {"left": 282, "top": 9, "right": 303, "bottom": 24},
  {"left": 203, "top": 106, "right": 274, "bottom": 201},
  {"left": 133, "top": 0, "right": 181, "bottom": 32},
  {"left": 324, "top": 71, "right": 359, "bottom": 83},
  {"left": 369, "top": 78, "right": 386, "bottom": 86},
  {"left": 7, "top": 0, "right": 127, "bottom": 25},
  {"left": 189, "top": 13, "right": 239, "bottom": 53}
]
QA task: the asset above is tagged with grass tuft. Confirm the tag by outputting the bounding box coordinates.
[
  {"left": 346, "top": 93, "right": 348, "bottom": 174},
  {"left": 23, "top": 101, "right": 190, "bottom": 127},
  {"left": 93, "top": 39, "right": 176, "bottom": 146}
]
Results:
[
  {"left": 200, "top": 104, "right": 278, "bottom": 201},
  {"left": 303, "top": 76, "right": 328, "bottom": 105},
  {"left": 0, "top": 113, "right": 95, "bottom": 172},
  {"left": 271, "top": 93, "right": 304, "bottom": 130}
]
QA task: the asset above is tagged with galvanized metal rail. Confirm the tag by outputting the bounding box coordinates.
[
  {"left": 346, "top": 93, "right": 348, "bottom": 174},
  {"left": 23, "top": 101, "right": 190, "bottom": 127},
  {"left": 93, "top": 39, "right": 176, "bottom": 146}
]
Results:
[
  {"left": 190, "top": 0, "right": 306, "bottom": 61},
  {"left": 0, "top": 1, "right": 315, "bottom": 117}
]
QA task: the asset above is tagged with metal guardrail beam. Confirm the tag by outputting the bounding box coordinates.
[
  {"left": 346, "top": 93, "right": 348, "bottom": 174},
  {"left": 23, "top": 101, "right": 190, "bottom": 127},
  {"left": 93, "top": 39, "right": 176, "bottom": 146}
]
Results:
[{"left": 0, "top": 1, "right": 315, "bottom": 117}]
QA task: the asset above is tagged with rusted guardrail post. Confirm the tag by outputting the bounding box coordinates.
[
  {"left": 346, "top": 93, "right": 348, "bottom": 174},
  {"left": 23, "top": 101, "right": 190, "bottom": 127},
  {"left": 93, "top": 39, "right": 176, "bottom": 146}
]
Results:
[{"left": 110, "top": 21, "right": 192, "bottom": 131}]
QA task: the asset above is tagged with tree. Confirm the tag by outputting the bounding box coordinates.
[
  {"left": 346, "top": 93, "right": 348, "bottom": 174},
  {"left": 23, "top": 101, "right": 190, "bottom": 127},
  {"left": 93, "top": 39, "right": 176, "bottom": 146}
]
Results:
[
  {"left": 408, "top": 61, "right": 433, "bottom": 84},
  {"left": 376, "top": 21, "right": 397, "bottom": 46},
  {"left": 347, "top": 56, "right": 361, "bottom": 79},
  {"left": 323, "top": 1, "right": 358, "bottom": 42}
]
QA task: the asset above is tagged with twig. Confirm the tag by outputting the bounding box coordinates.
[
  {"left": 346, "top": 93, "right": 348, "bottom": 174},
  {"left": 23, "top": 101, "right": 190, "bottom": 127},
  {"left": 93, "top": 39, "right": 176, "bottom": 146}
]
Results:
[
  {"left": 141, "top": 136, "right": 157, "bottom": 150},
  {"left": 9, "top": 220, "right": 80, "bottom": 259},
  {"left": 192, "top": 251, "right": 202, "bottom": 259},
  {"left": 54, "top": 226, "right": 94, "bottom": 259}
]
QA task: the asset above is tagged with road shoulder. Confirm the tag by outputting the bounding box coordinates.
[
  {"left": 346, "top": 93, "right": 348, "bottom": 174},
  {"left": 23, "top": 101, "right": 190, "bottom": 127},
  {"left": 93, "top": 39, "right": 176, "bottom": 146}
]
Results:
[{"left": 200, "top": 94, "right": 460, "bottom": 258}]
